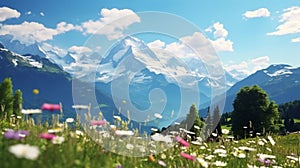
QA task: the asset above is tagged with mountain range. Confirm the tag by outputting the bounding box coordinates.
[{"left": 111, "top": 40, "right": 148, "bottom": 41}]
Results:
[
  {"left": 221, "top": 64, "right": 300, "bottom": 113},
  {"left": 0, "top": 42, "right": 114, "bottom": 121},
  {"left": 1, "top": 35, "right": 300, "bottom": 127}
]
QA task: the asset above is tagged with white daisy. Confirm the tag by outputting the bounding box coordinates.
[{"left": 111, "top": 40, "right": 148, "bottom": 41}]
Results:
[{"left": 9, "top": 144, "right": 40, "bottom": 160}]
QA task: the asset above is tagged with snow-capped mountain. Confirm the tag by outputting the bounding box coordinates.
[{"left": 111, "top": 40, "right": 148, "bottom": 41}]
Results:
[
  {"left": 92, "top": 36, "right": 241, "bottom": 126},
  {"left": 263, "top": 64, "right": 298, "bottom": 77},
  {"left": 0, "top": 43, "right": 72, "bottom": 112},
  {"left": 0, "top": 35, "right": 47, "bottom": 58},
  {"left": 0, "top": 43, "right": 118, "bottom": 122},
  {"left": 214, "top": 64, "right": 300, "bottom": 113},
  {"left": 96, "top": 36, "right": 238, "bottom": 96}
]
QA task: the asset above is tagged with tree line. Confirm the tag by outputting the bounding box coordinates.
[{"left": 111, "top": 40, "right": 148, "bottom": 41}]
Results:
[{"left": 0, "top": 78, "right": 23, "bottom": 119}]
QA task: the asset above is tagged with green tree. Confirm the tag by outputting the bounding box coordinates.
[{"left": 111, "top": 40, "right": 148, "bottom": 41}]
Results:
[
  {"left": 231, "top": 85, "right": 279, "bottom": 138},
  {"left": 0, "top": 78, "right": 14, "bottom": 117},
  {"left": 13, "top": 89, "right": 23, "bottom": 116},
  {"left": 188, "top": 104, "right": 204, "bottom": 138},
  {"left": 212, "top": 106, "right": 222, "bottom": 136},
  {"left": 204, "top": 107, "right": 213, "bottom": 138}
]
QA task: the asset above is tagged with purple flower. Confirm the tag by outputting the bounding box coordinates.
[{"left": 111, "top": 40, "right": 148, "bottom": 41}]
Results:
[
  {"left": 4, "top": 130, "right": 29, "bottom": 140},
  {"left": 264, "top": 159, "right": 272, "bottom": 166},
  {"left": 258, "top": 158, "right": 265, "bottom": 164},
  {"left": 16, "top": 130, "right": 30, "bottom": 136}
]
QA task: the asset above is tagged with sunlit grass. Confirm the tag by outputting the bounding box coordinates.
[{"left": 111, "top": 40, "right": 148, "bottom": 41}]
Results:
[{"left": 1, "top": 114, "right": 300, "bottom": 168}]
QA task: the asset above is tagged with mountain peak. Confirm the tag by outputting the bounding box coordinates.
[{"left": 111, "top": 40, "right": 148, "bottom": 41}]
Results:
[
  {"left": 263, "top": 64, "right": 297, "bottom": 77},
  {"left": 0, "top": 35, "right": 46, "bottom": 58},
  {"left": 266, "top": 64, "right": 294, "bottom": 70}
]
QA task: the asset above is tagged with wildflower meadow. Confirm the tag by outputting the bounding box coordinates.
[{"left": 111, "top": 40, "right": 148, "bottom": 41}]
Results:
[{"left": 1, "top": 108, "right": 300, "bottom": 168}]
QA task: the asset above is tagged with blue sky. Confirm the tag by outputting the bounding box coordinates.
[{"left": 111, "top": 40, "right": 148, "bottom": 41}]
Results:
[{"left": 0, "top": 0, "right": 300, "bottom": 78}]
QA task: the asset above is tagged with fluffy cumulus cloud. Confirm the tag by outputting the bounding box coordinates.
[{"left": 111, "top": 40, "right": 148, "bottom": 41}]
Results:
[
  {"left": 0, "top": 7, "right": 21, "bottom": 22},
  {"left": 225, "top": 56, "right": 270, "bottom": 79},
  {"left": 243, "top": 8, "right": 271, "bottom": 19},
  {"left": 147, "top": 32, "right": 224, "bottom": 75},
  {"left": 268, "top": 6, "right": 300, "bottom": 36},
  {"left": 56, "top": 22, "right": 82, "bottom": 33},
  {"left": 147, "top": 40, "right": 166, "bottom": 49},
  {"left": 210, "top": 38, "right": 233, "bottom": 52},
  {"left": 291, "top": 37, "right": 300, "bottom": 43},
  {"left": 0, "top": 21, "right": 78, "bottom": 45},
  {"left": 205, "top": 22, "right": 233, "bottom": 52},
  {"left": 81, "top": 8, "right": 140, "bottom": 40},
  {"left": 147, "top": 32, "right": 215, "bottom": 61},
  {"left": 212, "top": 22, "right": 228, "bottom": 38},
  {"left": 69, "top": 46, "right": 92, "bottom": 55}
]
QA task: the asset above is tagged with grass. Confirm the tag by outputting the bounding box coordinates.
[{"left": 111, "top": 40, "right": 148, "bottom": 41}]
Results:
[{"left": 1, "top": 114, "right": 300, "bottom": 168}]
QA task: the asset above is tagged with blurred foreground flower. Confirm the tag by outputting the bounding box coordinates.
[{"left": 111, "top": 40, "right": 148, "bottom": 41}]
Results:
[
  {"left": 176, "top": 136, "right": 190, "bottom": 147},
  {"left": 115, "top": 130, "right": 134, "bottom": 136},
  {"left": 72, "top": 105, "right": 89, "bottom": 110},
  {"left": 66, "top": 118, "right": 74, "bottom": 123},
  {"left": 40, "top": 133, "right": 56, "bottom": 140},
  {"left": 9, "top": 144, "right": 40, "bottom": 160},
  {"left": 4, "top": 130, "right": 29, "bottom": 140},
  {"left": 148, "top": 155, "right": 155, "bottom": 162},
  {"left": 151, "top": 133, "right": 173, "bottom": 143},
  {"left": 33, "top": 89, "right": 39, "bottom": 95},
  {"left": 41, "top": 103, "right": 61, "bottom": 111},
  {"left": 267, "top": 136, "right": 276, "bottom": 146},
  {"left": 214, "top": 161, "right": 227, "bottom": 167},
  {"left": 48, "top": 128, "right": 63, "bottom": 134},
  {"left": 221, "top": 129, "right": 230, "bottom": 135},
  {"left": 197, "top": 157, "right": 209, "bottom": 168},
  {"left": 52, "top": 136, "right": 65, "bottom": 144},
  {"left": 90, "top": 120, "right": 106, "bottom": 126},
  {"left": 113, "top": 115, "right": 121, "bottom": 122},
  {"left": 158, "top": 160, "right": 167, "bottom": 167},
  {"left": 22, "top": 109, "right": 42, "bottom": 114},
  {"left": 180, "top": 151, "right": 195, "bottom": 161}
]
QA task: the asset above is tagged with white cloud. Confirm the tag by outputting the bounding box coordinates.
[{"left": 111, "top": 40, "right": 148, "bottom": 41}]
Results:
[
  {"left": 210, "top": 37, "right": 233, "bottom": 52},
  {"left": 147, "top": 40, "right": 166, "bottom": 49},
  {"left": 69, "top": 46, "right": 92, "bottom": 55},
  {"left": 147, "top": 32, "right": 223, "bottom": 72},
  {"left": 0, "top": 22, "right": 57, "bottom": 45},
  {"left": 0, "top": 21, "right": 78, "bottom": 45},
  {"left": 56, "top": 22, "right": 82, "bottom": 33},
  {"left": 25, "top": 11, "right": 32, "bottom": 15},
  {"left": 204, "top": 27, "right": 213, "bottom": 33},
  {"left": 267, "top": 6, "right": 300, "bottom": 36},
  {"left": 0, "top": 7, "right": 21, "bottom": 22},
  {"left": 205, "top": 22, "right": 233, "bottom": 52},
  {"left": 213, "top": 22, "right": 228, "bottom": 38},
  {"left": 251, "top": 56, "right": 270, "bottom": 65},
  {"left": 40, "top": 12, "right": 45, "bottom": 16},
  {"left": 225, "top": 56, "right": 270, "bottom": 78},
  {"left": 243, "top": 8, "right": 271, "bottom": 19},
  {"left": 81, "top": 8, "right": 140, "bottom": 40},
  {"left": 291, "top": 37, "right": 300, "bottom": 43}
]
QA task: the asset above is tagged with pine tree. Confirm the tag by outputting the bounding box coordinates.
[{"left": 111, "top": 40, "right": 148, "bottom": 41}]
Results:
[
  {"left": 204, "top": 107, "right": 213, "bottom": 138},
  {"left": 212, "top": 106, "right": 222, "bottom": 136},
  {"left": 189, "top": 104, "right": 204, "bottom": 139},
  {"left": 13, "top": 89, "right": 23, "bottom": 116},
  {"left": 0, "top": 78, "right": 14, "bottom": 117}
]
